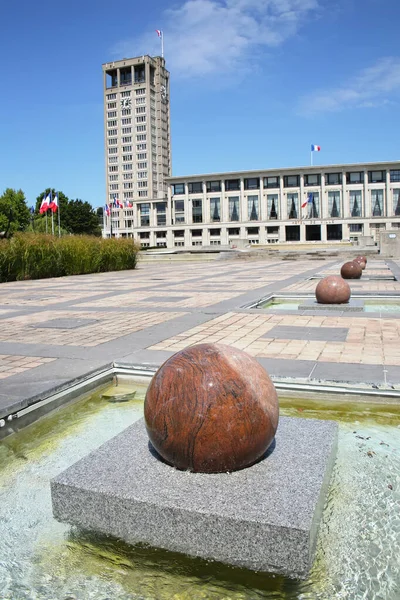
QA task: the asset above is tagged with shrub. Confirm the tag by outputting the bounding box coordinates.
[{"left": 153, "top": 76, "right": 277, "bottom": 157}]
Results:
[{"left": 0, "top": 233, "right": 140, "bottom": 282}]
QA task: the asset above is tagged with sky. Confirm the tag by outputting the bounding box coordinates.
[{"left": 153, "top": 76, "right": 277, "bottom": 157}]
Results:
[{"left": 1, "top": 0, "right": 400, "bottom": 208}]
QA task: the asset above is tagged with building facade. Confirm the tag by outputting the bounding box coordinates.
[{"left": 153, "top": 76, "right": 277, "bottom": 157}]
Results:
[
  {"left": 103, "top": 160, "right": 400, "bottom": 248},
  {"left": 102, "top": 55, "right": 171, "bottom": 216}
]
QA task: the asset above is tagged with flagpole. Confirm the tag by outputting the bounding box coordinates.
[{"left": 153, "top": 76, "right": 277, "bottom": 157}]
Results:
[
  {"left": 311, "top": 149, "right": 313, "bottom": 167},
  {"left": 45, "top": 212, "right": 48, "bottom": 234},
  {"left": 161, "top": 31, "right": 164, "bottom": 58},
  {"left": 58, "top": 192, "right": 61, "bottom": 237}
]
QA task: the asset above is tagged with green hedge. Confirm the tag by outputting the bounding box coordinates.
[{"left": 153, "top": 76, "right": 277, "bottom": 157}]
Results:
[{"left": 0, "top": 233, "right": 140, "bottom": 282}]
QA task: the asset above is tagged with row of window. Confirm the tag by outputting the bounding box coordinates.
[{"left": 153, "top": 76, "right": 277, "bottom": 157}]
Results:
[
  {"left": 106, "top": 88, "right": 146, "bottom": 99},
  {"left": 109, "top": 190, "right": 400, "bottom": 225},
  {"left": 172, "top": 170, "right": 400, "bottom": 195}
]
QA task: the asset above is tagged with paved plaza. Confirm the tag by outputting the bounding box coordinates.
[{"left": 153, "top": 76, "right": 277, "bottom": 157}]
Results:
[{"left": 1, "top": 255, "right": 400, "bottom": 418}]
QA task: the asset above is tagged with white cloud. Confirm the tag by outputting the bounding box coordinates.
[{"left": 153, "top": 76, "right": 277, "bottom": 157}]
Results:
[
  {"left": 298, "top": 57, "right": 400, "bottom": 115},
  {"left": 113, "top": 0, "right": 320, "bottom": 77}
]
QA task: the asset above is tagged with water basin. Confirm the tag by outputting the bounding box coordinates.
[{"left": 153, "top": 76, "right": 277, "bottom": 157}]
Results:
[
  {"left": 255, "top": 296, "right": 400, "bottom": 313},
  {"left": 0, "top": 380, "right": 399, "bottom": 599}
]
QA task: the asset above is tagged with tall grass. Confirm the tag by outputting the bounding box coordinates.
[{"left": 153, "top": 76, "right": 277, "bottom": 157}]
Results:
[{"left": 0, "top": 233, "right": 140, "bottom": 282}]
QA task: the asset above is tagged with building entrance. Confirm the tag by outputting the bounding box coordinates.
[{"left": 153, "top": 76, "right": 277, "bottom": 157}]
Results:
[
  {"left": 306, "top": 225, "right": 321, "bottom": 241},
  {"left": 327, "top": 224, "right": 343, "bottom": 241},
  {"left": 285, "top": 225, "right": 300, "bottom": 242}
]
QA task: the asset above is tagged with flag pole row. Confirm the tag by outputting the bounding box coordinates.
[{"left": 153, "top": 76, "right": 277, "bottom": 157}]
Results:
[{"left": 37, "top": 191, "right": 60, "bottom": 236}]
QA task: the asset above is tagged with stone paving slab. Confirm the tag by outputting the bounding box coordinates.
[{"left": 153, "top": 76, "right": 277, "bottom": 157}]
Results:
[{"left": 262, "top": 325, "right": 349, "bottom": 342}]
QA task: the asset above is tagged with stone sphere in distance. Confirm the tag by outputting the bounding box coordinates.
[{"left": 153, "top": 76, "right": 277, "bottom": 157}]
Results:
[
  {"left": 144, "top": 343, "right": 279, "bottom": 473},
  {"left": 341, "top": 261, "right": 362, "bottom": 279},
  {"left": 354, "top": 257, "right": 366, "bottom": 270},
  {"left": 315, "top": 275, "right": 351, "bottom": 304},
  {"left": 356, "top": 255, "right": 367, "bottom": 264}
]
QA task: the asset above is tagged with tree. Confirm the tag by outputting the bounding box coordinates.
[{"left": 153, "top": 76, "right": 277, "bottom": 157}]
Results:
[
  {"left": 96, "top": 206, "right": 104, "bottom": 226},
  {"left": 0, "top": 188, "right": 31, "bottom": 237},
  {"left": 66, "top": 199, "right": 101, "bottom": 236}
]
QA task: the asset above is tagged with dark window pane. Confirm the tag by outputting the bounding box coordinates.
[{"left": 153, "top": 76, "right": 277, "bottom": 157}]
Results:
[
  {"left": 284, "top": 175, "right": 299, "bottom": 187},
  {"left": 210, "top": 197, "right": 221, "bottom": 222},
  {"left": 192, "top": 199, "right": 203, "bottom": 223},
  {"left": 244, "top": 177, "right": 260, "bottom": 190},
  {"left": 368, "top": 170, "right": 385, "bottom": 183},
  {"left": 206, "top": 180, "right": 221, "bottom": 192},
  {"left": 304, "top": 174, "right": 321, "bottom": 186},
  {"left": 390, "top": 170, "right": 400, "bottom": 183},
  {"left": 347, "top": 172, "right": 363, "bottom": 184},
  {"left": 326, "top": 173, "right": 342, "bottom": 185},
  {"left": 173, "top": 183, "right": 185, "bottom": 195},
  {"left": 188, "top": 182, "right": 203, "bottom": 194},
  {"left": 264, "top": 176, "right": 279, "bottom": 188},
  {"left": 225, "top": 179, "right": 240, "bottom": 191}
]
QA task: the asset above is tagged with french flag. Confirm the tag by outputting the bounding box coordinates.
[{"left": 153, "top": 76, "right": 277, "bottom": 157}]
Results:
[
  {"left": 114, "top": 195, "right": 123, "bottom": 209},
  {"left": 39, "top": 196, "right": 48, "bottom": 214},
  {"left": 156, "top": 29, "right": 162, "bottom": 38},
  {"left": 49, "top": 193, "right": 58, "bottom": 213},
  {"left": 105, "top": 204, "right": 110, "bottom": 216},
  {"left": 302, "top": 193, "right": 314, "bottom": 209},
  {"left": 311, "top": 145, "right": 321, "bottom": 152}
]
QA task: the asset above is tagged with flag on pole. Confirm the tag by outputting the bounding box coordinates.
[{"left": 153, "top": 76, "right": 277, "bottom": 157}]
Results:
[
  {"left": 156, "top": 29, "right": 164, "bottom": 57},
  {"left": 49, "top": 193, "right": 58, "bottom": 213},
  {"left": 39, "top": 195, "right": 49, "bottom": 214},
  {"left": 311, "top": 145, "right": 321, "bottom": 152},
  {"left": 29, "top": 206, "right": 35, "bottom": 214},
  {"left": 105, "top": 204, "right": 110, "bottom": 216},
  {"left": 113, "top": 195, "right": 123, "bottom": 209},
  {"left": 301, "top": 192, "right": 314, "bottom": 208}
]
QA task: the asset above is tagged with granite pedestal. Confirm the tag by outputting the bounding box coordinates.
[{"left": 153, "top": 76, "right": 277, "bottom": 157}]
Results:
[
  {"left": 298, "top": 298, "right": 364, "bottom": 312},
  {"left": 51, "top": 416, "right": 338, "bottom": 580}
]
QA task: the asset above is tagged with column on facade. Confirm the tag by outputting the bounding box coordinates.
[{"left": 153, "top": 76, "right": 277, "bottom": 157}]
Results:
[
  {"left": 202, "top": 180, "right": 207, "bottom": 228},
  {"left": 166, "top": 230, "right": 174, "bottom": 248},
  {"left": 320, "top": 174, "right": 327, "bottom": 241},
  {"left": 220, "top": 180, "right": 226, "bottom": 223},
  {"left": 342, "top": 171, "right": 349, "bottom": 220},
  {"left": 363, "top": 171, "right": 370, "bottom": 218},
  {"left": 259, "top": 177, "right": 266, "bottom": 244},
  {"left": 240, "top": 178, "right": 247, "bottom": 224},
  {"left": 184, "top": 184, "right": 191, "bottom": 224},
  {"left": 166, "top": 196, "right": 172, "bottom": 227},
  {"left": 386, "top": 170, "right": 391, "bottom": 218},
  {"left": 280, "top": 177, "right": 287, "bottom": 221},
  {"left": 184, "top": 228, "right": 191, "bottom": 247},
  {"left": 299, "top": 175, "right": 305, "bottom": 242}
]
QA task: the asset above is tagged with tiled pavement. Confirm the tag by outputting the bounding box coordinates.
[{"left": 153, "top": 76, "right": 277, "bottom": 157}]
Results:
[{"left": 1, "top": 255, "right": 400, "bottom": 418}]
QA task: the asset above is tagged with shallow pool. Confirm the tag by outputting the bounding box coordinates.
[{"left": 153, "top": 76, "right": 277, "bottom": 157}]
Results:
[
  {"left": 0, "top": 383, "right": 399, "bottom": 599},
  {"left": 257, "top": 297, "right": 400, "bottom": 313}
]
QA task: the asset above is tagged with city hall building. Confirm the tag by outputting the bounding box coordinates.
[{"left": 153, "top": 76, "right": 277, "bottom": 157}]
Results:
[{"left": 101, "top": 56, "right": 400, "bottom": 248}]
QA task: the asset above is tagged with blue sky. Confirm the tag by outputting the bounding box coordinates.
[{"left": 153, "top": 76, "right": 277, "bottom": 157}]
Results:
[{"left": 1, "top": 0, "right": 399, "bottom": 208}]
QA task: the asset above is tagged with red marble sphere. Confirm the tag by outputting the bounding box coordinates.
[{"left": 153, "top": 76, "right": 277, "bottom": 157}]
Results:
[
  {"left": 144, "top": 343, "right": 279, "bottom": 473},
  {"left": 354, "top": 256, "right": 366, "bottom": 270},
  {"left": 315, "top": 275, "right": 351, "bottom": 304},
  {"left": 340, "top": 261, "right": 362, "bottom": 279}
]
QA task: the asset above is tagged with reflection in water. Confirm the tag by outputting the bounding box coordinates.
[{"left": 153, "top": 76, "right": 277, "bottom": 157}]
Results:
[{"left": 0, "top": 383, "right": 399, "bottom": 599}]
